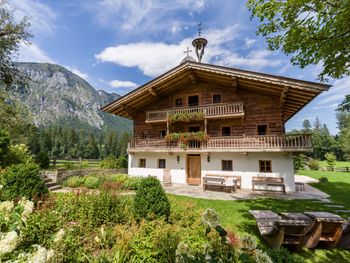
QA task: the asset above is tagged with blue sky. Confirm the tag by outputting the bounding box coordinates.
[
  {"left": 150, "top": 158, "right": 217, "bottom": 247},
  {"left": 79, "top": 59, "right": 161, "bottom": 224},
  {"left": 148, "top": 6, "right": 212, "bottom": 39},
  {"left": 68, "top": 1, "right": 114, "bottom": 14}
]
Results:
[{"left": 10, "top": 0, "right": 349, "bottom": 134}]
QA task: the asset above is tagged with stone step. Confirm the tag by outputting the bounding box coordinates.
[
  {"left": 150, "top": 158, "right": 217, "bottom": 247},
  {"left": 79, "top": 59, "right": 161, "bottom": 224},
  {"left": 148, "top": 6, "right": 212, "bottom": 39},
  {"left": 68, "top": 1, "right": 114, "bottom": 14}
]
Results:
[
  {"left": 45, "top": 182, "right": 57, "bottom": 188},
  {"left": 335, "top": 210, "right": 350, "bottom": 213},
  {"left": 48, "top": 185, "right": 62, "bottom": 191},
  {"left": 43, "top": 178, "right": 52, "bottom": 183},
  {"left": 312, "top": 199, "right": 332, "bottom": 203},
  {"left": 324, "top": 205, "right": 345, "bottom": 208}
]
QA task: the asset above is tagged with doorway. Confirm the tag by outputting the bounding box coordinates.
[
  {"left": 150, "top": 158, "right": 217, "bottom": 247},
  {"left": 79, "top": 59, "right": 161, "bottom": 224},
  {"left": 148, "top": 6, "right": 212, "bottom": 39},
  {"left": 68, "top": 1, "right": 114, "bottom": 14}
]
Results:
[{"left": 187, "top": 154, "right": 201, "bottom": 185}]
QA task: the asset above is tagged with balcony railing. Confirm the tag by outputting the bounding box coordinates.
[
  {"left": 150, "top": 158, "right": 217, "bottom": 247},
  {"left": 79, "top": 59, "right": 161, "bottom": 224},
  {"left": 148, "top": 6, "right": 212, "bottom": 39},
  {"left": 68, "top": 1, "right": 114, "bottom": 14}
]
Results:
[
  {"left": 146, "top": 103, "right": 244, "bottom": 122},
  {"left": 128, "top": 134, "right": 312, "bottom": 152}
]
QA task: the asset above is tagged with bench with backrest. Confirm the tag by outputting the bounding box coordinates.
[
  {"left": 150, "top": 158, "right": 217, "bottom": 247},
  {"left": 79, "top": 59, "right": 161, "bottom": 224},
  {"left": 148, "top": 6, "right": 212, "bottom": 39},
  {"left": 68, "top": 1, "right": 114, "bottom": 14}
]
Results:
[
  {"left": 203, "top": 176, "right": 233, "bottom": 193},
  {"left": 205, "top": 174, "right": 241, "bottom": 192},
  {"left": 252, "top": 176, "right": 286, "bottom": 194}
]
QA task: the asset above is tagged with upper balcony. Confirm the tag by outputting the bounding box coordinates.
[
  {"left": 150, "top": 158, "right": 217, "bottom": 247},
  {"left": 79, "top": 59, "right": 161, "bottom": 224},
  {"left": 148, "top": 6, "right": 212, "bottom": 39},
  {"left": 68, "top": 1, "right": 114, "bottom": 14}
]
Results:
[
  {"left": 128, "top": 134, "right": 312, "bottom": 153},
  {"left": 145, "top": 102, "right": 244, "bottom": 123}
]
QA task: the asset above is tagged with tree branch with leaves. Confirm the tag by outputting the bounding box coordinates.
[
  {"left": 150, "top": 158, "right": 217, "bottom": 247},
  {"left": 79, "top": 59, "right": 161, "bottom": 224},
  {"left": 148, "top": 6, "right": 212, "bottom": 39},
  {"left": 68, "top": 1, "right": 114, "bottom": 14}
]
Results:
[{"left": 246, "top": 0, "right": 350, "bottom": 81}]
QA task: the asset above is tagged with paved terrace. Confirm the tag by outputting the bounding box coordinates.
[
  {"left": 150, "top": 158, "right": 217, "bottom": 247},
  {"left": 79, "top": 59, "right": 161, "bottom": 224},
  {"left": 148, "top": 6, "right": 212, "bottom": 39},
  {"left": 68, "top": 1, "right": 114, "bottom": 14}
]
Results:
[{"left": 164, "top": 175, "right": 328, "bottom": 201}]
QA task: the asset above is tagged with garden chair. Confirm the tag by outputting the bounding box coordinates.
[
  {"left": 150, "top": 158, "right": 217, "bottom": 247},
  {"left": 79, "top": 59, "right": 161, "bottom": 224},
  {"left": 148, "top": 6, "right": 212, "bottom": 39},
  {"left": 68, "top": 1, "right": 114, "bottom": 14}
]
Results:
[
  {"left": 249, "top": 210, "right": 310, "bottom": 249},
  {"left": 338, "top": 218, "right": 350, "bottom": 249},
  {"left": 304, "top": 212, "right": 346, "bottom": 248}
]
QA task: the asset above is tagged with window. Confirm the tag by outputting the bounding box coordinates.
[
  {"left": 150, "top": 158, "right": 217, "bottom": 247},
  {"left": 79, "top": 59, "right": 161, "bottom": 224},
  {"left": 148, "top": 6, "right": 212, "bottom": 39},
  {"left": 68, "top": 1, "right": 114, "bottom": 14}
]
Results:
[
  {"left": 221, "top": 127, "right": 231, "bottom": 136},
  {"left": 159, "top": 130, "right": 166, "bottom": 138},
  {"left": 188, "top": 95, "right": 199, "bottom": 107},
  {"left": 158, "top": 159, "right": 166, "bottom": 168},
  {"left": 175, "top": 98, "right": 183, "bottom": 107},
  {"left": 139, "top": 159, "right": 146, "bottom": 168},
  {"left": 259, "top": 160, "right": 272, "bottom": 172},
  {"left": 257, "top": 125, "right": 267, "bottom": 135},
  {"left": 213, "top": 94, "right": 221, "bottom": 104},
  {"left": 222, "top": 160, "right": 233, "bottom": 171}
]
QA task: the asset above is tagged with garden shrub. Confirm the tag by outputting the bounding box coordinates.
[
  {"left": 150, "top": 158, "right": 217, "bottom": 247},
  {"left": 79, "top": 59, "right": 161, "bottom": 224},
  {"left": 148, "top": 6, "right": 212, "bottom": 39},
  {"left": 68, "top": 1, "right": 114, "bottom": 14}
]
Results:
[
  {"left": 325, "top": 152, "right": 337, "bottom": 167},
  {"left": 122, "top": 176, "right": 142, "bottom": 190},
  {"left": 53, "top": 191, "right": 127, "bottom": 228},
  {"left": 4, "top": 144, "right": 34, "bottom": 166},
  {"left": 308, "top": 159, "right": 320, "bottom": 170},
  {"left": 65, "top": 176, "right": 84, "bottom": 188},
  {"left": 293, "top": 154, "right": 305, "bottom": 170},
  {"left": 117, "top": 155, "right": 128, "bottom": 168},
  {"left": 129, "top": 220, "right": 181, "bottom": 263},
  {"left": 83, "top": 175, "right": 101, "bottom": 189},
  {"left": 0, "top": 163, "right": 48, "bottom": 201},
  {"left": 133, "top": 177, "right": 170, "bottom": 220},
  {"left": 35, "top": 151, "right": 50, "bottom": 169},
  {"left": 100, "top": 155, "right": 118, "bottom": 169},
  {"left": 319, "top": 176, "right": 329, "bottom": 183}
]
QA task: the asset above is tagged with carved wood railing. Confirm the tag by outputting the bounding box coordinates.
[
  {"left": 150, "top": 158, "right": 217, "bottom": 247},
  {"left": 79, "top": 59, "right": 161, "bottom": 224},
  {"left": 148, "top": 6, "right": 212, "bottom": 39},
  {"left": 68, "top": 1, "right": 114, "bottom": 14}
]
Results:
[
  {"left": 146, "top": 103, "right": 244, "bottom": 122},
  {"left": 128, "top": 134, "right": 312, "bottom": 152}
]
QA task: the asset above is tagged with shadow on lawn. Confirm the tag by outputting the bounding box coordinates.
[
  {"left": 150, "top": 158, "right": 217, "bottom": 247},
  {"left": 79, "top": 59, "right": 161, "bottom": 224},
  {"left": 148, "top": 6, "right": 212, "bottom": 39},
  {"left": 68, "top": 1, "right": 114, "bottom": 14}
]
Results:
[
  {"left": 310, "top": 181, "right": 350, "bottom": 211},
  {"left": 237, "top": 197, "right": 350, "bottom": 262}
]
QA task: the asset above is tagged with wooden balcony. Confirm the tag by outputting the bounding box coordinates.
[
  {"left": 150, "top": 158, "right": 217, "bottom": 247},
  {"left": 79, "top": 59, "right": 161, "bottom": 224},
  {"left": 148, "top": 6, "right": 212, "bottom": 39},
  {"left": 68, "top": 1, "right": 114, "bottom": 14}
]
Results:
[
  {"left": 146, "top": 103, "right": 244, "bottom": 123},
  {"left": 128, "top": 134, "right": 312, "bottom": 153}
]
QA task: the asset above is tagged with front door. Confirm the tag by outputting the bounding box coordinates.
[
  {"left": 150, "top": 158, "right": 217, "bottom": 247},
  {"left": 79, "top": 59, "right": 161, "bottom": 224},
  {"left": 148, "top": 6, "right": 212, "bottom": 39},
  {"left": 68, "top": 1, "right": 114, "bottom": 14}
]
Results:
[{"left": 187, "top": 154, "right": 201, "bottom": 185}]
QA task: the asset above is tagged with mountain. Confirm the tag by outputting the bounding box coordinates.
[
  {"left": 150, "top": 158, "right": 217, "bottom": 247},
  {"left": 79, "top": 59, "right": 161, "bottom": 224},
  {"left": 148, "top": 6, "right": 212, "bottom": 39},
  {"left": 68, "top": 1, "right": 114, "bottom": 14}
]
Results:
[{"left": 3, "top": 62, "right": 131, "bottom": 133}]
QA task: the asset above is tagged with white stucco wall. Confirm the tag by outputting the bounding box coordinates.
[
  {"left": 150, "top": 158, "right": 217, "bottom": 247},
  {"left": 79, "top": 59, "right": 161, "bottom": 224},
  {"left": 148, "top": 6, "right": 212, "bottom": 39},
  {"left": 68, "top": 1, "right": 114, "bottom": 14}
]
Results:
[{"left": 128, "top": 151, "right": 295, "bottom": 192}]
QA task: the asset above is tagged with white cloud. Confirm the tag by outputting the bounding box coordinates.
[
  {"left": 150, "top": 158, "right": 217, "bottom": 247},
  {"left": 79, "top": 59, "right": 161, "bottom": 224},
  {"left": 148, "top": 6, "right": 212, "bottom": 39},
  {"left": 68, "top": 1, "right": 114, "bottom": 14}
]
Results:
[
  {"left": 16, "top": 42, "right": 54, "bottom": 63},
  {"left": 316, "top": 77, "right": 350, "bottom": 106},
  {"left": 109, "top": 80, "right": 138, "bottom": 89},
  {"left": 65, "top": 66, "right": 89, "bottom": 81},
  {"left": 86, "top": 0, "right": 207, "bottom": 35},
  {"left": 10, "top": 0, "right": 57, "bottom": 37},
  {"left": 244, "top": 37, "right": 257, "bottom": 48},
  {"left": 96, "top": 26, "right": 281, "bottom": 77}
]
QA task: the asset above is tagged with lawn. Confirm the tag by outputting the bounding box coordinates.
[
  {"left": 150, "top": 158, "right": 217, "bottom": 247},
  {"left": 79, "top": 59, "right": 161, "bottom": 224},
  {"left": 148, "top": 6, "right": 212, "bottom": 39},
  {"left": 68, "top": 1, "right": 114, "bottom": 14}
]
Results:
[
  {"left": 169, "top": 169, "right": 350, "bottom": 263},
  {"left": 297, "top": 170, "right": 350, "bottom": 210},
  {"left": 319, "top": 161, "right": 350, "bottom": 168}
]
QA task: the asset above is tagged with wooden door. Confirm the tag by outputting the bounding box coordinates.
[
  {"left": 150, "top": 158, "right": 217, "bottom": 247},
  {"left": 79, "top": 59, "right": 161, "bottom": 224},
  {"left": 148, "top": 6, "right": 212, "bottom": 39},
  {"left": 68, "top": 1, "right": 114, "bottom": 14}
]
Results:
[{"left": 187, "top": 155, "right": 201, "bottom": 185}]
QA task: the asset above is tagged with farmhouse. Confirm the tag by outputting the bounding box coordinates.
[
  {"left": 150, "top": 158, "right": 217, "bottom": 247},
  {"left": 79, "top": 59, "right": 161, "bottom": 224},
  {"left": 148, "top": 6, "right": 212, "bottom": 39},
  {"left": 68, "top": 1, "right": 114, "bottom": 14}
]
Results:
[{"left": 102, "top": 36, "right": 330, "bottom": 192}]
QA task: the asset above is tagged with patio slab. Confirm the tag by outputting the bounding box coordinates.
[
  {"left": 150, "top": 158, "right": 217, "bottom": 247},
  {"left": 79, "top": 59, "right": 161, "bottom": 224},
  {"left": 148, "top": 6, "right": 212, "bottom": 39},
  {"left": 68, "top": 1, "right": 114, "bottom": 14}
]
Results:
[{"left": 164, "top": 182, "right": 329, "bottom": 201}]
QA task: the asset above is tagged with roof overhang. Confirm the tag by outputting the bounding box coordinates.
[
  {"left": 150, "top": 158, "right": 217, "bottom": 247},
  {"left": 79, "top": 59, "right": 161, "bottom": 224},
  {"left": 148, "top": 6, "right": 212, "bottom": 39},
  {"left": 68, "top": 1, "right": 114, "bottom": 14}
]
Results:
[{"left": 101, "top": 61, "right": 331, "bottom": 122}]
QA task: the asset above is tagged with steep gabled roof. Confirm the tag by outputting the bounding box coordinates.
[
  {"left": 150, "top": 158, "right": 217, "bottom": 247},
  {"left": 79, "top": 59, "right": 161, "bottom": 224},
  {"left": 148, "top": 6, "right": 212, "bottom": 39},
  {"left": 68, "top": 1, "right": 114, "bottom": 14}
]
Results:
[{"left": 101, "top": 61, "right": 330, "bottom": 122}]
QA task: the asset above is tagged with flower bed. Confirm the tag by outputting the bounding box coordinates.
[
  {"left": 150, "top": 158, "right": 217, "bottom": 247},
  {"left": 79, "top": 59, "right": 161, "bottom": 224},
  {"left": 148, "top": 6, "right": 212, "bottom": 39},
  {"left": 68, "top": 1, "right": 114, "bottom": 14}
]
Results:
[
  {"left": 167, "top": 111, "right": 205, "bottom": 123},
  {"left": 165, "top": 131, "right": 210, "bottom": 145}
]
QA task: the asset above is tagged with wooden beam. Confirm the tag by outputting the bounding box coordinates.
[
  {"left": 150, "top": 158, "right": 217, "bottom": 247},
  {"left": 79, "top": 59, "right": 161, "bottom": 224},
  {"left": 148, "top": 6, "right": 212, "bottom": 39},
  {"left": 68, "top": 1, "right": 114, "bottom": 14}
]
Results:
[
  {"left": 232, "top": 76, "right": 238, "bottom": 88},
  {"left": 148, "top": 87, "right": 158, "bottom": 98},
  {"left": 188, "top": 70, "right": 197, "bottom": 84},
  {"left": 280, "top": 86, "right": 289, "bottom": 107},
  {"left": 122, "top": 104, "right": 135, "bottom": 117}
]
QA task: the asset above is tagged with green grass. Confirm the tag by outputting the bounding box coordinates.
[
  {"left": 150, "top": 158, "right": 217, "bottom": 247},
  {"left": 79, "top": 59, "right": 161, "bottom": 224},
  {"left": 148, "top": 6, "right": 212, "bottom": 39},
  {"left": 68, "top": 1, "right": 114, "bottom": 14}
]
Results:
[
  {"left": 169, "top": 170, "right": 350, "bottom": 262},
  {"left": 319, "top": 161, "right": 350, "bottom": 168},
  {"left": 297, "top": 170, "right": 350, "bottom": 211}
]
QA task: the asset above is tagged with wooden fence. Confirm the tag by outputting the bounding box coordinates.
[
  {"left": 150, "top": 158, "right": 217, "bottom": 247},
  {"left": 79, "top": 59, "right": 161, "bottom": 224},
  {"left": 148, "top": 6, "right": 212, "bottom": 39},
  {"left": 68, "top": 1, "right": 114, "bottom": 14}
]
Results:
[{"left": 326, "top": 166, "right": 350, "bottom": 173}]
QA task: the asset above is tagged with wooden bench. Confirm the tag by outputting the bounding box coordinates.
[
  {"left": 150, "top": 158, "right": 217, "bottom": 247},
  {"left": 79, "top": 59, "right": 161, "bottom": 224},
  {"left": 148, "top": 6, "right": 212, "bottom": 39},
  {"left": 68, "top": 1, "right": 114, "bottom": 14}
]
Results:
[
  {"left": 206, "top": 174, "right": 241, "bottom": 192},
  {"left": 203, "top": 176, "right": 233, "bottom": 193},
  {"left": 252, "top": 176, "right": 286, "bottom": 194}
]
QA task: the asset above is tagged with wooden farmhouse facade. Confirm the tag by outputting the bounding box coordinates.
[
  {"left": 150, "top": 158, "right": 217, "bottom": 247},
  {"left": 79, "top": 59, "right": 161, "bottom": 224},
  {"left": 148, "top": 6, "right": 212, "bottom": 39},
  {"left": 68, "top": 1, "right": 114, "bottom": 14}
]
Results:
[{"left": 102, "top": 60, "right": 329, "bottom": 192}]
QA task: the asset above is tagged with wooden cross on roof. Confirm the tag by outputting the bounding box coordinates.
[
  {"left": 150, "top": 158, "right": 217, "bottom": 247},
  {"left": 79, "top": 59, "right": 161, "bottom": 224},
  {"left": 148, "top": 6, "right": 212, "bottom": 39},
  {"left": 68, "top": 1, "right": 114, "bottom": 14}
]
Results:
[{"left": 183, "top": 47, "right": 192, "bottom": 57}]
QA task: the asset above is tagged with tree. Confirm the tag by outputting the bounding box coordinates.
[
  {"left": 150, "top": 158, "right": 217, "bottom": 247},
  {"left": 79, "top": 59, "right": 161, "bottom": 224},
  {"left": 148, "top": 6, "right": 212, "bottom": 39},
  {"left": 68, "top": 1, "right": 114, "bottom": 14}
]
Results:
[
  {"left": 0, "top": 0, "right": 31, "bottom": 85},
  {"left": 0, "top": 128, "right": 10, "bottom": 167},
  {"left": 302, "top": 119, "right": 312, "bottom": 132},
  {"left": 337, "top": 95, "right": 350, "bottom": 160},
  {"left": 325, "top": 152, "right": 337, "bottom": 167},
  {"left": 247, "top": 0, "right": 350, "bottom": 80}
]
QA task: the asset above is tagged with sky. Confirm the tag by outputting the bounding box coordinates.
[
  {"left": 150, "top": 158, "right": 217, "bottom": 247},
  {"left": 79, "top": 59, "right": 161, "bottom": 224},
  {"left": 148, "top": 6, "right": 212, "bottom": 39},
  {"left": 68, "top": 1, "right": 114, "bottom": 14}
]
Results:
[{"left": 8, "top": 0, "right": 349, "bottom": 134}]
